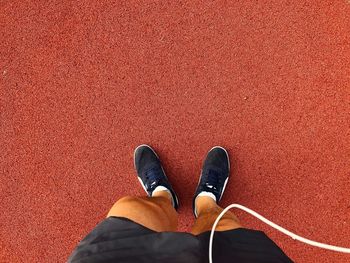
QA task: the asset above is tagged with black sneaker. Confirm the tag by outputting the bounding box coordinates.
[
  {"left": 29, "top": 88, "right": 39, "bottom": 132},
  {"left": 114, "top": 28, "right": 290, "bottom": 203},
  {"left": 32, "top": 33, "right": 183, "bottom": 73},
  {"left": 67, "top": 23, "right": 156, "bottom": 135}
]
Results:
[
  {"left": 134, "top": 144, "right": 179, "bottom": 210},
  {"left": 192, "top": 146, "right": 230, "bottom": 217}
]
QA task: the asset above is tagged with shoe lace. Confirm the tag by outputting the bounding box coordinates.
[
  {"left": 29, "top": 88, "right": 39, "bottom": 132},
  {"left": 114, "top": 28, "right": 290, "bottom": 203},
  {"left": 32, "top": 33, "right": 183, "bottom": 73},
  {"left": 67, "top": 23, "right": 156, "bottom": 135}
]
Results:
[
  {"left": 143, "top": 167, "right": 162, "bottom": 189},
  {"left": 204, "top": 169, "right": 223, "bottom": 192}
]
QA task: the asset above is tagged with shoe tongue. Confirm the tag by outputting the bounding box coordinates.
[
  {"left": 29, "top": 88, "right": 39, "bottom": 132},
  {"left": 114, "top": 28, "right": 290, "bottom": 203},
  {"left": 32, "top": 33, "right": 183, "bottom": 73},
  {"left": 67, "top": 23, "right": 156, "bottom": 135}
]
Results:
[
  {"left": 144, "top": 165, "right": 162, "bottom": 189},
  {"left": 203, "top": 167, "right": 225, "bottom": 193},
  {"left": 205, "top": 183, "right": 216, "bottom": 189}
]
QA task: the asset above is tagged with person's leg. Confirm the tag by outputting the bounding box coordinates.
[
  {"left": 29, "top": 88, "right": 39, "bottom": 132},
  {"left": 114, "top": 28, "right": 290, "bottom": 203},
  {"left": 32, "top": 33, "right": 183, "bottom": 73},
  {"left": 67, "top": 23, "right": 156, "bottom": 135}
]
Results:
[
  {"left": 107, "top": 190, "right": 178, "bottom": 232},
  {"left": 191, "top": 196, "right": 241, "bottom": 235},
  {"left": 192, "top": 146, "right": 240, "bottom": 235},
  {"left": 106, "top": 144, "right": 179, "bottom": 232}
]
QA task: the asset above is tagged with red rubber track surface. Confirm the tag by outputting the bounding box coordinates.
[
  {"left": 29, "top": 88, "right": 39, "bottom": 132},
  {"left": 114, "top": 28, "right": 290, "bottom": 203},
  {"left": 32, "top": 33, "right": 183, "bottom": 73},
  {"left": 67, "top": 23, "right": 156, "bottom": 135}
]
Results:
[{"left": 1, "top": 1, "right": 350, "bottom": 262}]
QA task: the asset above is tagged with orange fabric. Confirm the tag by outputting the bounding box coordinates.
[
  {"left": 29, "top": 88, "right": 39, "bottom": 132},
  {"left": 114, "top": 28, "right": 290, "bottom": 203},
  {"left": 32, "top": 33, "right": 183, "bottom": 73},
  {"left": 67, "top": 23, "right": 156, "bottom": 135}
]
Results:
[
  {"left": 107, "top": 196, "right": 178, "bottom": 232},
  {"left": 107, "top": 195, "right": 241, "bottom": 234}
]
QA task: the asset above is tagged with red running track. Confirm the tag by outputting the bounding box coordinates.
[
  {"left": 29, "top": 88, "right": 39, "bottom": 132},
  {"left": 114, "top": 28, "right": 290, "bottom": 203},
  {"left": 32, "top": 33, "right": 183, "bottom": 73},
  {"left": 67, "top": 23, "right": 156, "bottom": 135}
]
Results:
[{"left": 1, "top": 1, "right": 350, "bottom": 262}]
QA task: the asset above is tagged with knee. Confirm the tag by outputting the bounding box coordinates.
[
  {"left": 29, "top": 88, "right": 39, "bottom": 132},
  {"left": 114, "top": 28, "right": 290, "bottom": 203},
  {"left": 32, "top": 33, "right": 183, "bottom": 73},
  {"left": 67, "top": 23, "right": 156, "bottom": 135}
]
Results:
[
  {"left": 117, "top": 196, "right": 141, "bottom": 203},
  {"left": 108, "top": 196, "right": 147, "bottom": 218},
  {"left": 114, "top": 196, "right": 147, "bottom": 208}
]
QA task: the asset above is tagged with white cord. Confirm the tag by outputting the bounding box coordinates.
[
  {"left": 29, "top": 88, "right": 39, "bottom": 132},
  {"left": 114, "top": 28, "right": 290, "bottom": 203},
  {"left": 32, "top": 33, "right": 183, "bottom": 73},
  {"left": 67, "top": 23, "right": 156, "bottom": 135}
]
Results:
[{"left": 209, "top": 204, "right": 350, "bottom": 263}]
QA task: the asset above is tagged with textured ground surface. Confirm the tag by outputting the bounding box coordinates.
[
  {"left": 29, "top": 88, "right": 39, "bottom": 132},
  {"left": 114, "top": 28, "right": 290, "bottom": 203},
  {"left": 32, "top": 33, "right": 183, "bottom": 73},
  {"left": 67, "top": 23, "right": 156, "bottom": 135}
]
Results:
[{"left": 1, "top": 0, "right": 350, "bottom": 262}]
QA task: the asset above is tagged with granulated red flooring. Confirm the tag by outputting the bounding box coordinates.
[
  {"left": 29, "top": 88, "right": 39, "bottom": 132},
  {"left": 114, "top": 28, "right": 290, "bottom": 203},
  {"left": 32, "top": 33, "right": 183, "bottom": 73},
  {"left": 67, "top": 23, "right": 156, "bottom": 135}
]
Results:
[{"left": 1, "top": 1, "right": 350, "bottom": 262}]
